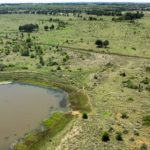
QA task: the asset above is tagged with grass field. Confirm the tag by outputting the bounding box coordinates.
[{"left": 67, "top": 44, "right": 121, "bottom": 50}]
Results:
[
  {"left": 0, "top": 13, "right": 150, "bottom": 58},
  {"left": 0, "top": 5, "right": 149, "bottom": 150}
]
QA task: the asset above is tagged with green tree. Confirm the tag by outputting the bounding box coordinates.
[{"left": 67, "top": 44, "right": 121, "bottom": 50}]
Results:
[
  {"left": 103, "top": 40, "right": 109, "bottom": 48},
  {"left": 95, "top": 40, "right": 103, "bottom": 48},
  {"left": 44, "top": 26, "right": 49, "bottom": 31}
]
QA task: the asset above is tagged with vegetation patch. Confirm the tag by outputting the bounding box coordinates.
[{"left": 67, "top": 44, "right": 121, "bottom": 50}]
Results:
[
  {"left": 14, "top": 112, "right": 73, "bottom": 150},
  {"left": 101, "top": 131, "right": 110, "bottom": 142},
  {"left": 143, "top": 115, "right": 150, "bottom": 126}
]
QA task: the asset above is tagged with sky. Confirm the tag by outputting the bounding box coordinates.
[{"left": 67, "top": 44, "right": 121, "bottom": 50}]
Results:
[{"left": 0, "top": 0, "right": 149, "bottom": 3}]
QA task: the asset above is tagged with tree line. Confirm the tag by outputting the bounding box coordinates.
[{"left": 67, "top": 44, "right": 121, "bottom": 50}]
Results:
[{"left": 112, "top": 11, "right": 144, "bottom": 22}]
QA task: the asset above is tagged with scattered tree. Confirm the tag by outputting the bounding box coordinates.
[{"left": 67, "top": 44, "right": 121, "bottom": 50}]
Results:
[
  {"left": 95, "top": 40, "right": 103, "bottom": 48},
  {"left": 44, "top": 25, "right": 49, "bottom": 31},
  {"left": 103, "top": 40, "right": 109, "bottom": 48}
]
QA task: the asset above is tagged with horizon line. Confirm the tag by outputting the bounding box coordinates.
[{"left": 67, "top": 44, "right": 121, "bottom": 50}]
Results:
[{"left": 0, "top": 2, "right": 150, "bottom": 4}]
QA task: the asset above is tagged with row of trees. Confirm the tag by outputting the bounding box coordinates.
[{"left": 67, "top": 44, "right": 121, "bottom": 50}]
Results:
[
  {"left": 112, "top": 11, "right": 144, "bottom": 22},
  {"left": 87, "top": 10, "right": 122, "bottom": 16},
  {"left": 19, "top": 24, "right": 39, "bottom": 32},
  {"left": 123, "top": 11, "right": 144, "bottom": 20}
]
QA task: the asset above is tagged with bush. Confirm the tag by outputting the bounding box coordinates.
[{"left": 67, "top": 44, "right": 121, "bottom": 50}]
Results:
[
  {"left": 121, "top": 112, "right": 128, "bottom": 119},
  {"left": 128, "top": 97, "right": 134, "bottom": 101},
  {"left": 145, "top": 66, "right": 150, "bottom": 72},
  {"left": 120, "top": 72, "right": 126, "bottom": 77},
  {"left": 5, "top": 49, "right": 10, "bottom": 55},
  {"left": 140, "top": 143, "right": 148, "bottom": 150},
  {"left": 30, "top": 53, "right": 35, "bottom": 58},
  {"left": 26, "top": 38, "right": 31, "bottom": 43},
  {"left": 116, "top": 132, "right": 123, "bottom": 141},
  {"left": 0, "top": 63, "right": 6, "bottom": 71},
  {"left": 101, "top": 131, "right": 110, "bottom": 142},
  {"left": 21, "top": 49, "right": 30, "bottom": 56},
  {"left": 21, "top": 67, "right": 28, "bottom": 70},
  {"left": 57, "top": 66, "right": 61, "bottom": 70},
  {"left": 39, "top": 56, "right": 44, "bottom": 66},
  {"left": 82, "top": 113, "right": 88, "bottom": 119},
  {"left": 143, "top": 115, "right": 150, "bottom": 126},
  {"left": 123, "top": 80, "right": 138, "bottom": 89},
  {"left": 146, "top": 86, "right": 150, "bottom": 92},
  {"left": 141, "top": 77, "right": 149, "bottom": 84}
]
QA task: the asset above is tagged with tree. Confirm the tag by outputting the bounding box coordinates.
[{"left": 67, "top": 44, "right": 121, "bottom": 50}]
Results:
[
  {"left": 50, "top": 24, "right": 55, "bottom": 30},
  {"left": 103, "top": 40, "right": 109, "bottom": 48},
  {"left": 95, "top": 40, "right": 103, "bottom": 48},
  {"left": 19, "top": 24, "right": 39, "bottom": 32},
  {"left": 44, "top": 25, "right": 49, "bottom": 31}
]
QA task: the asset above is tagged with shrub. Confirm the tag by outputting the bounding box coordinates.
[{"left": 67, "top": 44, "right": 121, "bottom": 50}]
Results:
[
  {"left": 0, "top": 63, "right": 6, "bottom": 71},
  {"left": 26, "top": 38, "right": 31, "bottom": 43},
  {"left": 128, "top": 97, "right": 134, "bottom": 101},
  {"left": 5, "top": 49, "right": 10, "bottom": 55},
  {"left": 146, "top": 86, "right": 150, "bottom": 91},
  {"left": 120, "top": 72, "right": 126, "bottom": 77},
  {"left": 123, "top": 80, "right": 138, "bottom": 89},
  {"left": 56, "top": 66, "right": 61, "bottom": 70},
  {"left": 116, "top": 132, "right": 123, "bottom": 141},
  {"left": 39, "top": 56, "right": 44, "bottom": 66},
  {"left": 141, "top": 77, "right": 149, "bottom": 85},
  {"left": 30, "top": 53, "right": 35, "bottom": 58},
  {"left": 101, "top": 131, "right": 110, "bottom": 142},
  {"left": 145, "top": 66, "right": 150, "bottom": 72},
  {"left": 82, "top": 113, "right": 88, "bottom": 119},
  {"left": 140, "top": 143, "right": 148, "bottom": 150},
  {"left": 21, "top": 50, "right": 29, "bottom": 56},
  {"left": 21, "top": 67, "right": 28, "bottom": 70},
  {"left": 121, "top": 112, "right": 128, "bottom": 119},
  {"left": 143, "top": 115, "right": 150, "bottom": 126}
]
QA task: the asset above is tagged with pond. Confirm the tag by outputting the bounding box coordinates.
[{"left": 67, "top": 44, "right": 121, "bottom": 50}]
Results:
[{"left": 0, "top": 82, "right": 68, "bottom": 150}]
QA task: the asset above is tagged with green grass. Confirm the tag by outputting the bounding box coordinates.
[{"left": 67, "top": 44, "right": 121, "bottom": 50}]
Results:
[
  {"left": 0, "top": 13, "right": 150, "bottom": 60},
  {"left": 0, "top": 9, "right": 149, "bottom": 150}
]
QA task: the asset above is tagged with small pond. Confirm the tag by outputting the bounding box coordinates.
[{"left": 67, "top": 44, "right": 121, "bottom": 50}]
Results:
[{"left": 0, "top": 82, "right": 68, "bottom": 150}]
